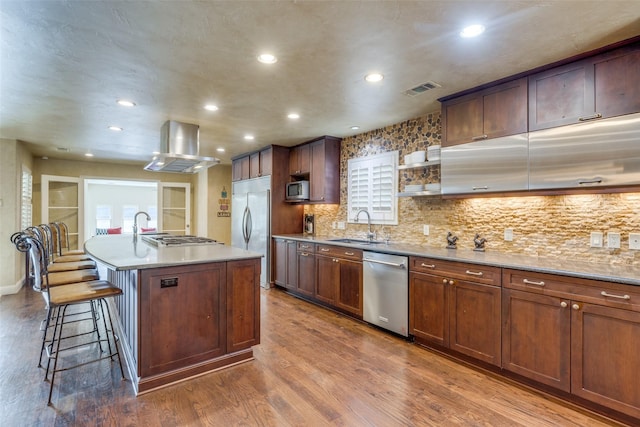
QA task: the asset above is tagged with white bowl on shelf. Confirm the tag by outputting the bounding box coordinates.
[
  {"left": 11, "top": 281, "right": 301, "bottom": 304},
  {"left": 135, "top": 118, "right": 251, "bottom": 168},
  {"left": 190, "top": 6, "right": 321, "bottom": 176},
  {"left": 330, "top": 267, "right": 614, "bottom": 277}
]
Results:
[
  {"left": 427, "top": 145, "right": 441, "bottom": 161},
  {"left": 425, "top": 183, "right": 441, "bottom": 192},
  {"left": 404, "top": 154, "right": 413, "bottom": 164},
  {"left": 404, "top": 184, "right": 424, "bottom": 192},
  {"left": 411, "top": 151, "right": 426, "bottom": 163}
]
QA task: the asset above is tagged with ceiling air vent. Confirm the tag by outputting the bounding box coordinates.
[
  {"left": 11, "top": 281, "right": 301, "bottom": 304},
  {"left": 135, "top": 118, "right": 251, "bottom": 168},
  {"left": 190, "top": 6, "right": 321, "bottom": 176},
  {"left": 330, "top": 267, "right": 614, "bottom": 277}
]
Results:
[{"left": 403, "top": 81, "right": 441, "bottom": 97}]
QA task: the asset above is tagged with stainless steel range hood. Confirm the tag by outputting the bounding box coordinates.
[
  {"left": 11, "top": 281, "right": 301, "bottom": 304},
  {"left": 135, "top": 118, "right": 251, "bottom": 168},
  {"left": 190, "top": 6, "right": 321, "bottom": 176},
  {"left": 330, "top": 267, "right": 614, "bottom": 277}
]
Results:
[{"left": 144, "top": 121, "right": 220, "bottom": 173}]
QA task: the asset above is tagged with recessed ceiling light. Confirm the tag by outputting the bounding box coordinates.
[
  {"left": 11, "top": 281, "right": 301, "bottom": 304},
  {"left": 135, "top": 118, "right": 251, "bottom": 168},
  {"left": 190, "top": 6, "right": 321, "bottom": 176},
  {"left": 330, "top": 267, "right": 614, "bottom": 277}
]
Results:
[
  {"left": 365, "top": 73, "right": 384, "bottom": 83},
  {"left": 116, "top": 99, "right": 136, "bottom": 107},
  {"left": 193, "top": 165, "right": 203, "bottom": 169},
  {"left": 204, "top": 104, "right": 219, "bottom": 111},
  {"left": 108, "top": 126, "right": 123, "bottom": 131},
  {"left": 351, "top": 126, "right": 360, "bottom": 130},
  {"left": 287, "top": 113, "right": 300, "bottom": 119},
  {"left": 460, "top": 24, "right": 485, "bottom": 38},
  {"left": 257, "top": 53, "right": 277, "bottom": 64},
  {"left": 85, "top": 153, "right": 94, "bottom": 157},
  {"left": 216, "top": 147, "right": 225, "bottom": 153},
  {"left": 244, "top": 135, "right": 255, "bottom": 141}
]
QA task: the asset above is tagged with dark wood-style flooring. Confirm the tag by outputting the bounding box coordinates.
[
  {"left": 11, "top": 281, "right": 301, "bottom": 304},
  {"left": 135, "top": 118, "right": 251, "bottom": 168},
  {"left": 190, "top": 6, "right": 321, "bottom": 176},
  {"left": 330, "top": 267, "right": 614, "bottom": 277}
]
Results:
[{"left": 0, "top": 285, "right": 624, "bottom": 426}]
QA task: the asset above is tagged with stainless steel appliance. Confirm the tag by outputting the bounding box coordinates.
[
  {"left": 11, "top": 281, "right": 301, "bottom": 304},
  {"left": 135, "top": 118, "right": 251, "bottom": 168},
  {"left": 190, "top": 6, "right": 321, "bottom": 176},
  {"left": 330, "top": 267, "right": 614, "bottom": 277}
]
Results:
[
  {"left": 363, "top": 251, "right": 409, "bottom": 337},
  {"left": 285, "top": 180, "right": 309, "bottom": 201},
  {"left": 232, "top": 176, "right": 271, "bottom": 288},
  {"left": 141, "top": 234, "right": 219, "bottom": 246},
  {"left": 304, "top": 213, "right": 314, "bottom": 234}
]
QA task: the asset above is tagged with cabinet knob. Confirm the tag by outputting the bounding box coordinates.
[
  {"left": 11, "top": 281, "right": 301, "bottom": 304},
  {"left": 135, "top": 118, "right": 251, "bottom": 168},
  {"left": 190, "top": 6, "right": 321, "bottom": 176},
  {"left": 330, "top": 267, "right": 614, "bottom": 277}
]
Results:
[
  {"left": 443, "top": 279, "right": 448, "bottom": 284},
  {"left": 572, "top": 303, "right": 580, "bottom": 311},
  {"left": 449, "top": 280, "right": 455, "bottom": 286},
  {"left": 560, "top": 301, "right": 568, "bottom": 308}
]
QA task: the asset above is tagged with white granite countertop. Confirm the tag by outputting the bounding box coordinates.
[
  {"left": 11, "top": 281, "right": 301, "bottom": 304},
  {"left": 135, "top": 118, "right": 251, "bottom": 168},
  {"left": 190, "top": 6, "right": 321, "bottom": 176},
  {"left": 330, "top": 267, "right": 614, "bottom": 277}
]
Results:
[
  {"left": 84, "top": 235, "right": 262, "bottom": 271},
  {"left": 273, "top": 234, "right": 640, "bottom": 287}
]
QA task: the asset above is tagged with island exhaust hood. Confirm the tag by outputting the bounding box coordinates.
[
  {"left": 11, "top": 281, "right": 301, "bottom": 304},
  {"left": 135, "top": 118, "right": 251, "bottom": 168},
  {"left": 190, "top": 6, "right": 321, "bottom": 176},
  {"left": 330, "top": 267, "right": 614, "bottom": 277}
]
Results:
[{"left": 144, "top": 120, "right": 220, "bottom": 173}]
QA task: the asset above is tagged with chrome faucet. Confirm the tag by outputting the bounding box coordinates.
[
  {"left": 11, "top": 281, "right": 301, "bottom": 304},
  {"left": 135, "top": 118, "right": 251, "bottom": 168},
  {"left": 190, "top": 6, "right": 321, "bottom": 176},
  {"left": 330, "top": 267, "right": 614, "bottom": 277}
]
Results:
[
  {"left": 354, "top": 209, "right": 376, "bottom": 241},
  {"left": 133, "top": 211, "right": 151, "bottom": 240}
]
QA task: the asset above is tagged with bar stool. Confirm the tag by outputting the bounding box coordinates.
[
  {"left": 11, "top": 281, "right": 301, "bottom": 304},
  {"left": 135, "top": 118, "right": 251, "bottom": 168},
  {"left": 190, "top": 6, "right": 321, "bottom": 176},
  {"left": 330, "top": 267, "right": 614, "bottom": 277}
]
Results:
[
  {"left": 26, "top": 226, "right": 97, "bottom": 274},
  {"left": 15, "top": 235, "right": 125, "bottom": 405},
  {"left": 51, "top": 222, "right": 88, "bottom": 257}
]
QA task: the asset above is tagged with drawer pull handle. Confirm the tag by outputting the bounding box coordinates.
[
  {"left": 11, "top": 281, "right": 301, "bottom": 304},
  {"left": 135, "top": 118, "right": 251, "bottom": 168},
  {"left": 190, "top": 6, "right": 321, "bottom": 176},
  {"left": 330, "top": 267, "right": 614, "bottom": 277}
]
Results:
[
  {"left": 344, "top": 252, "right": 355, "bottom": 256},
  {"left": 523, "top": 279, "right": 545, "bottom": 286},
  {"left": 600, "top": 291, "right": 630, "bottom": 300},
  {"left": 578, "top": 113, "right": 602, "bottom": 122},
  {"left": 300, "top": 252, "right": 310, "bottom": 257},
  {"left": 472, "top": 134, "right": 488, "bottom": 141},
  {"left": 577, "top": 177, "right": 603, "bottom": 185},
  {"left": 465, "top": 270, "right": 483, "bottom": 276},
  {"left": 421, "top": 263, "right": 436, "bottom": 268},
  {"left": 300, "top": 245, "right": 310, "bottom": 249},
  {"left": 320, "top": 248, "right": 330, "bottom": 252},
  {"left": 472, "top": 186, "right": 489, "bottom": 191}
]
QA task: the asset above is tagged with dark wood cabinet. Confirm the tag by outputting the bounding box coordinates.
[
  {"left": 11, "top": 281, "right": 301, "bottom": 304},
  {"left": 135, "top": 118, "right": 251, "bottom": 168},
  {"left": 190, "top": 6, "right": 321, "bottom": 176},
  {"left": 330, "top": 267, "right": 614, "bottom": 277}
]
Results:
[
  {"left": 231, "top": 156, "right": 250, "bottom": 181},
  {"left": 335, "top": 258, "right": 363, "bottom": 317},
  {"left": 529, "top": 43, "right": 640, "bottom": 131},
  {"left": 273, "top": 238, "right": 297, "bottom": 290},
  {"left": 289, "top": 144, "right": 310, "bottom": 176},
  {"left": 503, "top": 268, "right": 640, "bottom": 420},
  {"left": 409, "top": 257, "right": 501, "bottom": 366},
  {"left": 314, "top": 244, "right": 363, "bottom": 315},
  {"left": 249, "top": 147, "right": 272, "bottom": 178},
  {"left": 309, "top": 137, "right": 341, "bottom": 203},
  {"left": 315, "top": 253, "right": 337, "bottom": 305},
  {"left": 226, "top": 259, "right": 260, "bottom": 353},
  {"left": 441, "top": 78, "right": 527, "bottom": 147},
  {"left": 296, "top": 246, "right": 315, "bottom": 298}
]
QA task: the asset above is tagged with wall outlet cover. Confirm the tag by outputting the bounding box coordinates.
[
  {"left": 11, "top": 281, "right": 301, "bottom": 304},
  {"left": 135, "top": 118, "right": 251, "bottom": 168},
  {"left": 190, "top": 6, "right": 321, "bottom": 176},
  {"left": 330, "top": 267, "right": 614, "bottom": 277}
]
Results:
[
  {"left": 606, "top": 232, "right": 621, "bottom": 249},
  {"left": 337, "top": 221, "right": 346, "bottom": 230},
  {"left": 423, "top": 225, "right": 429, "bottom": 236},
  {"left": 590, "top": 232, "right": 603, "bottom": 248},
  {"left": 630, "top": 233, "right": 640, "bottom": 250},
  {"left": 504, "top": 228, "right": 514, "bottom": 241}
]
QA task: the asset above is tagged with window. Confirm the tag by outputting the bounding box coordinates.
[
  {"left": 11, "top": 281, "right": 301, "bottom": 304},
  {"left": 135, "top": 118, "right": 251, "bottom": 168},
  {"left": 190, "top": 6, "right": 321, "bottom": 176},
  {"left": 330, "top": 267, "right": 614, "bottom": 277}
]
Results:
[
  {"left": 21, "top": 167, "right": 32, "bottom": 229},
  {"left": 96, "top": 205, "right": 112, "bottom": 229},
  {"left": 122, "top": 205, "right": 138, "bottom": 233},
  {"left": 147, "top": 205, "right": 158, "bottom": 229},
  {"left": 347, "top": 151, "right": 398, "bottom": 225}
]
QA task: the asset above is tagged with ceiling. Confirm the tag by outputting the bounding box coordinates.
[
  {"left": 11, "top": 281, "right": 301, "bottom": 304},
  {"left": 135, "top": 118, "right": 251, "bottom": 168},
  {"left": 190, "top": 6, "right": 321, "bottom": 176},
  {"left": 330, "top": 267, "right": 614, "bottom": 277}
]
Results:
[{"left": 1, "top": 1, "right": 639, "bottom": 167}]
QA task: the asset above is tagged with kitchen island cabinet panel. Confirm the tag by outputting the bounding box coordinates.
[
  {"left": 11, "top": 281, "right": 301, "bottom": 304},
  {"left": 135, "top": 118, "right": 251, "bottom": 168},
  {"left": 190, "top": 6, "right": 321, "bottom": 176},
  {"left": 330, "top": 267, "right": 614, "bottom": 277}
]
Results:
[
  {"left": 139, "top": 262, "right": 227, "bottom": 377},
  {"left": 502, "top": 288, "right": 571, "bottom": 391},
  {"left": 227, "top": 258, "right": 261, "bottom": 353},
  {"left": 571, "top": 302, "right": 640, "bottom": 419}
]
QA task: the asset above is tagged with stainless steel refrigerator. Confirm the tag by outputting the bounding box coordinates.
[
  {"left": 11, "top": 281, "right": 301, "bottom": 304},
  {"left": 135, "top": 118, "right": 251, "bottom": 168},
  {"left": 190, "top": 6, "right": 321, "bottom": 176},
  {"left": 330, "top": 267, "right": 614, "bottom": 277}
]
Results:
[{"left": 231, "top": 176, "right": 271, "bottom": 288}]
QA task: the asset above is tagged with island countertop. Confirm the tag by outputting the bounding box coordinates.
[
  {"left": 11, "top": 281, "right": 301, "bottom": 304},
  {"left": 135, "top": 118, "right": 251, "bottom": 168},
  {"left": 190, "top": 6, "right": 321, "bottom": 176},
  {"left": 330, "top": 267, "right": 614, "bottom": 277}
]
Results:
[{"left": 84, "top": 234, "right": 262, "bottom": 271}]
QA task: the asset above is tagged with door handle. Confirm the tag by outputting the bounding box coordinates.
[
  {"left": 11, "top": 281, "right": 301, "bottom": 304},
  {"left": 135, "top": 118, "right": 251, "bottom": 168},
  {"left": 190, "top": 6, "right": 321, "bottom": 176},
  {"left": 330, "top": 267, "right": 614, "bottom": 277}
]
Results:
[{"left": 364, "top": 258, "right": 406, "bottom": 268}]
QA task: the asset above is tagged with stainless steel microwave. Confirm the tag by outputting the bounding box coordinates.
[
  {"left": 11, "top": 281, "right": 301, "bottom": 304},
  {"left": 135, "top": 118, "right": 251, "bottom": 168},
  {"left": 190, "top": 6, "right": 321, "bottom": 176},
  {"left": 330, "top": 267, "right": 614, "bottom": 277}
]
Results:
[{"left": 286, "top": 180, "right": 309, "bottom": 201}]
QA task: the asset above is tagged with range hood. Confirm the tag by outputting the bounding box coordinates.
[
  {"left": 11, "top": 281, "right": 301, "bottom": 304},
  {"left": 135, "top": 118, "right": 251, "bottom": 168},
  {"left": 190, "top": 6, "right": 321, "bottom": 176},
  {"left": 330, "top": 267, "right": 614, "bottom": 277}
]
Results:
[{"left": 144, "top": 120, "right": 220, "bottom": 173}]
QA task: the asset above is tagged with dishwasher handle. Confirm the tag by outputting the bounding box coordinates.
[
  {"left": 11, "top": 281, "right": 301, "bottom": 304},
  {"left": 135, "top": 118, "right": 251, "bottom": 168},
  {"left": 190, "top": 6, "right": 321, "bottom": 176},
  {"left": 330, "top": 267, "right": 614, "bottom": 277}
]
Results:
[{"left": 363, "top": 257, "right": 406, "bottom": 269}]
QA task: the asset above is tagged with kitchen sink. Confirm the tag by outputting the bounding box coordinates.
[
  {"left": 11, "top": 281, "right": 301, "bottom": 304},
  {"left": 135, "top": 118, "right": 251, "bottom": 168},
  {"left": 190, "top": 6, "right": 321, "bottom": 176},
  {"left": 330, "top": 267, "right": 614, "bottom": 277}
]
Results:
[{"left": 328, "top": 238, "right": 385, "bottom": 245}]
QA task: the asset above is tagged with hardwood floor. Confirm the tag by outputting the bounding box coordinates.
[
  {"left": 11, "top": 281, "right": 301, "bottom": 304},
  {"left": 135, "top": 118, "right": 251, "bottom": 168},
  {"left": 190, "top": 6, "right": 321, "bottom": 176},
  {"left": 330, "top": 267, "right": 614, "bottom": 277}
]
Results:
[{"left": 0, "top": 285, "right": 625, "bottom": 426}]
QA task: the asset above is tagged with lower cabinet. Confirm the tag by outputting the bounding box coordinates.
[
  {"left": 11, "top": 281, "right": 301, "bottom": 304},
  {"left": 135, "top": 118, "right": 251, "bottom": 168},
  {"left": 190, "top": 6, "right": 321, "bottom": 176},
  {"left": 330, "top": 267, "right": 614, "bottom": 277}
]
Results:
[
  {"left": 409, "top": 256, "right": 502, "bottom": 367},
  {"left": 274, "top": 238, "right": 298, "bottom": 290},
  {"left": 227, "top": 259, "right": 261, "bottom": 353},
  {"left": 315, "top": 244, "right": 363, "bottom": 316},
  {"left": 296, "top": 244, "right": 316, "bottom": 298},
  {"left": 503, "top": 269, "right": 640, "bottom": 420}
]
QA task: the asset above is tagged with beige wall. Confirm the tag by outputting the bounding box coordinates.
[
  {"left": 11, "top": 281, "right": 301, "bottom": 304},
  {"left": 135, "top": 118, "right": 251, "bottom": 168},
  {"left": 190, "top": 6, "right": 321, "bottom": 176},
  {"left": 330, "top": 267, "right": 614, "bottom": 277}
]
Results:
[
  {"left": 207, "top": 165, "right": 232, "bottom": 244},
  {"left": 0, "top": 139, "right": 34, "bottom": 294},
  {"left": 305, "top": 112, "right": 640, "bottom": 266}
]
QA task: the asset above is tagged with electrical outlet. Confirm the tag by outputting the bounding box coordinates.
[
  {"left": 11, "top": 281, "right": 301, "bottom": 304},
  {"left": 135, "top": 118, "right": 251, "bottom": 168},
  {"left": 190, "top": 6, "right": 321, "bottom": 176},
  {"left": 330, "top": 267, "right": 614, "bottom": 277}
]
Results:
[
  {"left": 630, "top": 233, "right": 640, "bottom": 250},
  {"left": 504, "top": 228, "right": 513, "bottom": 241},
  {"left": 606, "top": 232, "right": 621, "bottom": 249},
  {"left": 332, "top": 222, "right": 337, "bottom": 229},
  {"left": 423, "top": 225, "right": 430, "bottom": 236},
  {"left": 337, "top": 221, "right": 346, "bottom": 230},
  {"left": 590, "top": 232, "right": 603, "bottom": 248}
]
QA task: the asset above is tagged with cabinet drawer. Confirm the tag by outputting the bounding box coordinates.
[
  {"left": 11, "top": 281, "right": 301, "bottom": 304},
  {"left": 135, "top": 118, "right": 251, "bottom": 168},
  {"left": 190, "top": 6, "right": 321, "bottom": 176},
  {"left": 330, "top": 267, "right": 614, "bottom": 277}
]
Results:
[
  {"left": 504, "top": 269, "right": 640, "bottom": 312},
  {"left": 316, "top": 244, "right": 362, "bottom": 261},
  {"left": 410, "top": 256, "right": 500, "bottom": 286},
  {"left": 297, "top": 242, "right": 315, "bottom": 253}
]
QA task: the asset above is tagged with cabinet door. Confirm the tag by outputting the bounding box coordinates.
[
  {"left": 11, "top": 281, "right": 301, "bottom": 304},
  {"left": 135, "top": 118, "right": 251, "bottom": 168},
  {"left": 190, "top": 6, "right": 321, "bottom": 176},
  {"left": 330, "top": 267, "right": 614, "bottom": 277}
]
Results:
[
  {"left": 260, "top": 147, "right": 273, "bottom": 176},
  {"left": 502, "top": 289, "right": 571, "bottom": 391},
  {"left": 315, "top": 255, "right": 338, "bottom": 305},
  {"left": 528, "top": 59, "right": 593, "bottom": 131},
  {"left": 594, "top": 46, "right": 640, "bottom": 119},
  {"left": 310, "top": 140, "right": 327, "bottom": 202},
  {"left": 335, "top": 259, "right": 363, "bottom": 317},
  {"left": 449, "top": 280, "right": 501, "bottom": 366},
  {"left": 409, "top": 271, "right": 448, "bottom": 347},
  {"left": 571, "top": 302, "right": 640, "bottom": 419},
  {"left": 249, "top": 152, "right": 261, "bottom": 178},
  {"left": 273, "top": 239, "right": 287, "bottom": 287},
  {"left": 227, "top": 259, "right": 260, "bottom": 353},
  {"left": 232, "top": 156, "right": 250, "bottom": 181},
  {"left": 139, "top": 263, "right": 226, "bottom": 377},
  {"left": 289, "top": 144, "right": 310, "bottom": 176},
  {"left": 442, "top": 96, "right": 483, "bottom": 147},
  {"left": 285, "top": 240, "right": 298, "bottom": 290},
  {"left": 296, "top": 251, "right": 315, "bottom": 298}
]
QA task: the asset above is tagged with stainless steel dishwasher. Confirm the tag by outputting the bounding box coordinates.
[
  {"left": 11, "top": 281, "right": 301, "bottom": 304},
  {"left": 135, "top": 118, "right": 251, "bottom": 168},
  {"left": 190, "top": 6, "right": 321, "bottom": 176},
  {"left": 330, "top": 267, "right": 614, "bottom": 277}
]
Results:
[{"left": 363, "top": 251, "right": 409, "bottom": 337}]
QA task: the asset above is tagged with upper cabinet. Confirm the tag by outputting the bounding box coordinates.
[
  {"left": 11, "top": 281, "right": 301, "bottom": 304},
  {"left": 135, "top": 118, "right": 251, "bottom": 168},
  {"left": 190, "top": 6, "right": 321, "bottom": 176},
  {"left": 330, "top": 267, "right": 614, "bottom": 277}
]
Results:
[
  {"left": 529, "top": 43, "right": 640, "bottom": 131},
  {"left": 232, "top": 146, "right": 273, "bottom": 181},
  {"left": 231, "top": 155, "right": 250, "bottom": 181},
  {"left": 289, "top": 144, "right": 310, "bottom": 176},
  {"left": 441, "top": 78, "right": 528, "bottom": 147}
]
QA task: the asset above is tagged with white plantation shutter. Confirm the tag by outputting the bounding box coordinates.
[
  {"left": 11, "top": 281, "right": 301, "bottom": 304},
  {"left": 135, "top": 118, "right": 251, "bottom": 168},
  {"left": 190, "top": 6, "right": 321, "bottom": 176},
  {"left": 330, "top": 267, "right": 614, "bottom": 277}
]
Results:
[
  {"left": 21, "top": 167, "right": 32, "bottom": 229},
  {"left": 347, "top": 151, "right": 398, "bottom": 225}
]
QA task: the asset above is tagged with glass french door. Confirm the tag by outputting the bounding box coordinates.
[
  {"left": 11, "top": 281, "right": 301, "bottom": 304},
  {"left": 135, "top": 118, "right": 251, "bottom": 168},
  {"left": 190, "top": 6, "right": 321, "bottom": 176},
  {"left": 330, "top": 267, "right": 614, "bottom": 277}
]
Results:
[
  {"left": 159, "top": 182, "right": 191, "bottom": 235},
  {"left": 41, "top": 174, "right": 83, "bottom": 249}
]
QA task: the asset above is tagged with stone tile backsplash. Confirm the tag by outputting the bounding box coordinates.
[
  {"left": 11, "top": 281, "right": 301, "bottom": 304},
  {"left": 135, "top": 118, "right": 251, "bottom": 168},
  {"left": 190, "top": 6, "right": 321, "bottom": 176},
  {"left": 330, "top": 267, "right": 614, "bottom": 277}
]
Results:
[{"left": 305, "top": 111, "right": 640, "bottom": 266}]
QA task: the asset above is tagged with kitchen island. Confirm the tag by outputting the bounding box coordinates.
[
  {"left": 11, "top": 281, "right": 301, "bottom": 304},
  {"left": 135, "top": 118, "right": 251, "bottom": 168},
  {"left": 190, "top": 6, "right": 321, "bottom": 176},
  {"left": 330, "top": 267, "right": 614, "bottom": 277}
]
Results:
[{"left": 84, "top": 235, "right": 262, "bottom": 394}]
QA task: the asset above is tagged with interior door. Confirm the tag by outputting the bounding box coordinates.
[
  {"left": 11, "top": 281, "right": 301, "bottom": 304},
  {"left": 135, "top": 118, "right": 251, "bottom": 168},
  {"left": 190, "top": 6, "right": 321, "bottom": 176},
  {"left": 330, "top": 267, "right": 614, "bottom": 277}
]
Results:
[
  {"left": 41, "top": 174, "right": 83, "bottom": 249},
  {"left": 159, "top": 182, "right": 190, "bottom": 235}
]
